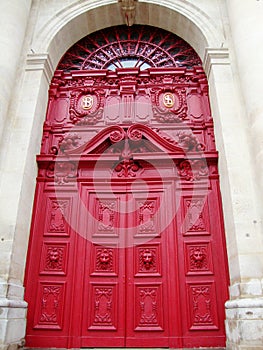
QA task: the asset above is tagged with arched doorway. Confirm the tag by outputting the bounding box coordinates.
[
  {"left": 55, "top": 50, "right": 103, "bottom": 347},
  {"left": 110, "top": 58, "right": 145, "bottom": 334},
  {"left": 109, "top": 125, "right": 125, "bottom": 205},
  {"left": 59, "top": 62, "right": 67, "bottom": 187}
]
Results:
[{"left": 24, "top": 25, "right": 229, "bottom": 348}]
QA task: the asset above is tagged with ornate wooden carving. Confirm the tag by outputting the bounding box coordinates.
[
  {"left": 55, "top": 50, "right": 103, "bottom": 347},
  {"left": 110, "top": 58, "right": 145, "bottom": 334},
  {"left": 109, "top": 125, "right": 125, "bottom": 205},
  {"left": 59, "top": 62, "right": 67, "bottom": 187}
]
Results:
[
  {"left": 178, "top": 160, "right": 208, "bottom": 181},
  {"left": 93, "top": 287, "right": 114, "bottom": 326},
  {"left": 188, "top": 284, "right": 218, "bottom": 329},
  {"left": 95, "top": 248, "right": 114, "bottom": 272},
  {"left": 139, "top": 248, "right": 157, "bottom": 272},
  {"left": 35, "top": 284, "right": 64, "bottom": 329},
  {"left": 138, "top": 201, "right": 156, "bottom": 233},
  {"left": 138, "top": 287, "right": 158, "bottom": 326},
  {"left": 49, "top": 200, "right": 67, "bottom": 233},
  {"left": 25, "top": 24, "right": 229, "bottom": 349}
]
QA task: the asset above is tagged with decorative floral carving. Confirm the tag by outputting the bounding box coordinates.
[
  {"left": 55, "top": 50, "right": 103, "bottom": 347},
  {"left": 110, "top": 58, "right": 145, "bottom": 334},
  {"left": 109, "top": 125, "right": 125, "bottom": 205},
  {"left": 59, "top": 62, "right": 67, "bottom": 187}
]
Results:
[
  {"left": 176, "top": 131, "right": 205, "bottom": 151},
  {"left": 40, "top": 285, "right": 62, "bottom": 324},
  {"left": 185, "top": 199, "right": 206, "bottom": 232},
  {"left": 178, "top": 160, "right": 208, "bottom": 181},
  {"left": 59, "top": 133, "right": 81, "bottom": 152},
  {"left": 191, "top": 286, "right": 213, "bottom": 325},
  {"left": 138, "top": 201, "right": 156, "bottom": 233},
  {"left": 114, "top": 159, "right": 141, "bottom": 177},
  {"left": 49, "top": 200, "right": 68, "bottom": 232},
  {"left": 46, "top": 162, "right": 77, "bottom": 184},
  {"left": 98, "top": 201, "right": 116, "bottom": 232},
  {"left": 93, "top": 287, "right": 113, "bottom": 325},
  {"left": 139, "top": 288, "right": 158, "bottom": 326}
]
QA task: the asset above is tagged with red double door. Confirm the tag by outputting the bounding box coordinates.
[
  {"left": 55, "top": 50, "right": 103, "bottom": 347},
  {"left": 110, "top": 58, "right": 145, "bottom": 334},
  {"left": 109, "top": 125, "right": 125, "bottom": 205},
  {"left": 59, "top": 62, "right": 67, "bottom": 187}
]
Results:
[{"left": 25, "top": 173, "right": 229, "bottom": 348}]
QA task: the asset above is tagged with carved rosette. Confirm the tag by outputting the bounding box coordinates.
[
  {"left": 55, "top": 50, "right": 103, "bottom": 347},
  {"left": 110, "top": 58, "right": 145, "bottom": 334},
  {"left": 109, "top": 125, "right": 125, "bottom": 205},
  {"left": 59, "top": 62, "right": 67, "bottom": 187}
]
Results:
[
  {"left": 109, "top": 129, "right": 126, "bottom": 143},
  {"left": 151, "top": 87, "right": 187, "bottom": 123},
  {"left": 69, "top": 88, "right": 104, "bottom": 125}
]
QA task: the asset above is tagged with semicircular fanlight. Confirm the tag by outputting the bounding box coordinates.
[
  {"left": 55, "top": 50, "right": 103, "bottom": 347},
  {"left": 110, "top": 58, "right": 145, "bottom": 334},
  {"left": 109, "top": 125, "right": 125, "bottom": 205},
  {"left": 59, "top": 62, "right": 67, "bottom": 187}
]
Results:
[{"left": 57, "top": 25, "right": 202, "bottom": 72}]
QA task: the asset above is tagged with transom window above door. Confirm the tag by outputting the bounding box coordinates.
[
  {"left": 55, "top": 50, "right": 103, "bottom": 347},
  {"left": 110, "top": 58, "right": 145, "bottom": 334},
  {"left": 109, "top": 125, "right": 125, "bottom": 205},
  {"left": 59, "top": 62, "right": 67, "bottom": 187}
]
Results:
[{"left": 57, "top": 25, "right": 202, "bottom": 71}]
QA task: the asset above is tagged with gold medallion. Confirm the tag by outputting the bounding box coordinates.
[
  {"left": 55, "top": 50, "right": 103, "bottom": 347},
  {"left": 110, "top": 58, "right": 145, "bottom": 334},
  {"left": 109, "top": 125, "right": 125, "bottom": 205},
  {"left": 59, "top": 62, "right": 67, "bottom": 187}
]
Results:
[
  {"left": 163, "top": 92, "right": 175, "bottom": 108},
  {"left": 81, "top": 95, "right": 94, "bottom": 110}
]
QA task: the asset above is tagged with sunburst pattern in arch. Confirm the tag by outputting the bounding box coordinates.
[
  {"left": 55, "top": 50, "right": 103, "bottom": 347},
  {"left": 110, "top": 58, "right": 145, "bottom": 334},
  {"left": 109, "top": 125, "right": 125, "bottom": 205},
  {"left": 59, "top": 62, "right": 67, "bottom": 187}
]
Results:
[{"left": 57, "top": 25, "right": 202, "bottom": 71}]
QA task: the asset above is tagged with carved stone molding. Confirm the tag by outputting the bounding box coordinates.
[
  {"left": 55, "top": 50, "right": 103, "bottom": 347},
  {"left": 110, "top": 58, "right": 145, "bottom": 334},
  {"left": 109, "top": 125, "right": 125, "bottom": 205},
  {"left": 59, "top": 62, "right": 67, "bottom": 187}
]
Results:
[
  {"left": 203, "top": 48, "right": 230, "bottom": 78},
  {"left": 26, "top": 53, "right": 54, "bottom": 83}
]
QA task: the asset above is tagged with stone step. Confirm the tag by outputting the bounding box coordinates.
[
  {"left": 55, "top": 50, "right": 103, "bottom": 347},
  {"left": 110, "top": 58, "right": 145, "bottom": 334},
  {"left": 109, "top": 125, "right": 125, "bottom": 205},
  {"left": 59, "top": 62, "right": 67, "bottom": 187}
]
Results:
[{"left": 24, "top": 348, "right": 226, "bottom": 350}]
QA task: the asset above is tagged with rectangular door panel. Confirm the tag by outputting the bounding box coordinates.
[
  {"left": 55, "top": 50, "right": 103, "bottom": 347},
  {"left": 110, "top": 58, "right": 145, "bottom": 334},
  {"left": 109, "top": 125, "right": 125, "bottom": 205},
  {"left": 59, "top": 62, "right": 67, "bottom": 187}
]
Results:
[
  {"left": 125, "top": 187, "right": 177, "bottom": 347},
  {"left": 79, "top": 186, "right": 126, "bottom": 347}
]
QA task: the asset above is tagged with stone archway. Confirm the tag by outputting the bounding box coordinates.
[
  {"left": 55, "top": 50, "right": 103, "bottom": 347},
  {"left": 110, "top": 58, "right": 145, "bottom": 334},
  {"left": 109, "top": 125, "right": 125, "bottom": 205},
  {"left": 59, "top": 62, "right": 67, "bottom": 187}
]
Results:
[{"left": 3, "top": 1, "right": 259, "bottom": 349}]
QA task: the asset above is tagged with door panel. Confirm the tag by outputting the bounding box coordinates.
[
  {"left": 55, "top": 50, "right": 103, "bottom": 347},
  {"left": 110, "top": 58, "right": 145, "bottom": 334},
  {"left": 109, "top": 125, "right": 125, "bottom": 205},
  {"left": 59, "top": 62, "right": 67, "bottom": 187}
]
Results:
[{"left": 78, "top": 185, "right": 176, "bottom": 347}]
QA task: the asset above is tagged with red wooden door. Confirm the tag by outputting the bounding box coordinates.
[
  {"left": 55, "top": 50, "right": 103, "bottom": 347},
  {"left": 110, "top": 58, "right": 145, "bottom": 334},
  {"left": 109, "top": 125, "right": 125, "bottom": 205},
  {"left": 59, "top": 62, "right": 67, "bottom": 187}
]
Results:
[
  {"left": 77, "top": 184, "right": 179, "bottom": 348},
  {"left": 24, "top": 60, "right": 230, "bottom": 348}
]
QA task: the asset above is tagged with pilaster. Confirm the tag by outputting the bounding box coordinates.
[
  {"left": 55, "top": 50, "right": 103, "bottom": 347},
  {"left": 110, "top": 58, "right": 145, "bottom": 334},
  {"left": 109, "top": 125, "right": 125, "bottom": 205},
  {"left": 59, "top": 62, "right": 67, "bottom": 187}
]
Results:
[{"left": 205, "top": 47, "right": 263, "bottom": 349}]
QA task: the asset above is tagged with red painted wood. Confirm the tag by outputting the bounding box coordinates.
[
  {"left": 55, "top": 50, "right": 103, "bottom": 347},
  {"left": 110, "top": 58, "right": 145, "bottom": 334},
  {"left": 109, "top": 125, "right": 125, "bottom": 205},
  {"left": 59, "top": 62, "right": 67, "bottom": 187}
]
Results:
[{"left": 24, "top": 56, "right": 229, "bottom": 347}]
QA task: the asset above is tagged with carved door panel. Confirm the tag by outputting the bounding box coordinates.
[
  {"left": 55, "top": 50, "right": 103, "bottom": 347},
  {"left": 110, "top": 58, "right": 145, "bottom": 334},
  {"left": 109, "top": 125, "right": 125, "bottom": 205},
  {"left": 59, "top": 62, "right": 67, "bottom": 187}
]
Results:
[
  {"left": 125, "top": 190, "right": 178, "bottom": 347},
  {"left": 24, "top": 185, "right": 79, "bottom": 348},
  {"left": 77, "top": 184, "right": 179, "bottom": 347},
  {"left": 78, "top": 190, "right": 126, "bottom": 347}
]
